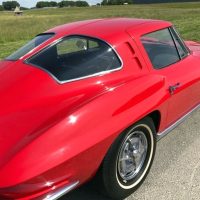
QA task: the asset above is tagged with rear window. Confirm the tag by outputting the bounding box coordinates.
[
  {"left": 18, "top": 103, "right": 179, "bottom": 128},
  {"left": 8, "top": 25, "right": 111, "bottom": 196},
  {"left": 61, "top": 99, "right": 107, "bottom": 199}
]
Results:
[
  {"left": 26, "top": 35, "right": 122, "bottom": 83},
  {"left": 6, "top": 33, "right": 54, "bottom": 61}
]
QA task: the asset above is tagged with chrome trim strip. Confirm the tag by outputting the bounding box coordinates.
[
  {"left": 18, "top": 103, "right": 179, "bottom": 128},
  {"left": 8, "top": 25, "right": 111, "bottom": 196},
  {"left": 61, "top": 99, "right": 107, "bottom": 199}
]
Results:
[
  {"left": 24, "top": 34, "right": 123, "bottom": 85},
  {"left": 29, "top": 63, "right": 122, "bottom": 85},
  {"left": 157, "top": 103, "right": 200, "bottom": 141},
  {"left": 43, "top": 181, "right": 79, "bottom": 200}
]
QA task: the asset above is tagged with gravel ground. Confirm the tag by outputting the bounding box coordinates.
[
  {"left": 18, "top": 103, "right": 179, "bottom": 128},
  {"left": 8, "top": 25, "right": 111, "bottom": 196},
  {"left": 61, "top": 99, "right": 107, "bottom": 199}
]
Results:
[{"left": 61, "top": 109, "right": 200, "bottom": 200}]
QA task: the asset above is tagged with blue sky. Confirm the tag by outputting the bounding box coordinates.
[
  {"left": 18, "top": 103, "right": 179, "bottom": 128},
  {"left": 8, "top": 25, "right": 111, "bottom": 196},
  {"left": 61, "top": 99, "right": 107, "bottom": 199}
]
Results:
[{"left": 0, "top": 0, "right": 101, "bottom": 7}]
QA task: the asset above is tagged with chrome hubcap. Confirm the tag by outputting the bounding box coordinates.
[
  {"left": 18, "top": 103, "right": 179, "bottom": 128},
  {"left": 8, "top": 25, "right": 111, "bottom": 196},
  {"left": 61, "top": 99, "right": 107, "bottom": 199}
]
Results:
[{"left": 118, "top": 131, "right": 148, "bottom": 182}]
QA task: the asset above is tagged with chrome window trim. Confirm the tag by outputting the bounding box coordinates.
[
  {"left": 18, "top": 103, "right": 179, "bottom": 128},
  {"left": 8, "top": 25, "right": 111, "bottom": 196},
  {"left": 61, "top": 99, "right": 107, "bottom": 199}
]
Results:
[
  {"left": 157, "top": 103, "right": 200, "bottom": 141},
  {"left": 169, "top": 27, "right": 190, "bottom": 59},
  {"left": 171, "top": 26, "right": 191, "bottom": 55},
  {"left": 24, "top": 34, "right": 123, "bottom": 85},
  {"left": 168, "top": 27, "right": 182, "bottom": 60}
]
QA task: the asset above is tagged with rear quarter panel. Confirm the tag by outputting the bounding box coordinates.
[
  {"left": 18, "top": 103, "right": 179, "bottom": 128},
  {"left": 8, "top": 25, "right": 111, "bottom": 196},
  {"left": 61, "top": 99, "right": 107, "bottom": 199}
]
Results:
[
  {"left": 0, "top": 33, "right": 170, "bottom": 193},
  {"left": 0, "top": 73, "right": 169, "bottom": 189}
]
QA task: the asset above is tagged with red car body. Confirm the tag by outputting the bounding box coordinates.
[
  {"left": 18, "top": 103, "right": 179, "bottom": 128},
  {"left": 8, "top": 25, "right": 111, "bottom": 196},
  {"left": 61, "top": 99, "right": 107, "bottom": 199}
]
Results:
[{"left": 0, "top": 18, "right": 200, "bottom": 199}]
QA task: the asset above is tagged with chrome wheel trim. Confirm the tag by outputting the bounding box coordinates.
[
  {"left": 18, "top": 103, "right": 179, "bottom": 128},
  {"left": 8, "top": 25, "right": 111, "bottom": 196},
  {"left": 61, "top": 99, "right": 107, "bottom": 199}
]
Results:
[
  {"left": 117, "top": 131, "right": 148, "bottom": 181},
  {"left": 116, "top": 124, "right": 154, "bottom": 189}
]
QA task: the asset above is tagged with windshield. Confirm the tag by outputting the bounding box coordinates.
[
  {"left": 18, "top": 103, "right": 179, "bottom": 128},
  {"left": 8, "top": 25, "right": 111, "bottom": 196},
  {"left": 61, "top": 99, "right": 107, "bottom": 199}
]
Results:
[{"left": 6, "top": 33, "right": 54, "bottom": 61}]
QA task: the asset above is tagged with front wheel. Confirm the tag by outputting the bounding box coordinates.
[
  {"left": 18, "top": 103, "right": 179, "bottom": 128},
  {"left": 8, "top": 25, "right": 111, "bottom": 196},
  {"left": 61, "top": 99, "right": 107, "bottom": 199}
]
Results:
[{"left": 97, "top": 117, "right": 156, "bottom": 199}]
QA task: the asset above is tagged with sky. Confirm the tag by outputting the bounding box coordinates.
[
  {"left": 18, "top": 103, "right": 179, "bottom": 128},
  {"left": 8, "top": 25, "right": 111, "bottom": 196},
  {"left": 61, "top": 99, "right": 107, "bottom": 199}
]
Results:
[{"left": 0, "top": 0, "right": 101, "bottom": 7}]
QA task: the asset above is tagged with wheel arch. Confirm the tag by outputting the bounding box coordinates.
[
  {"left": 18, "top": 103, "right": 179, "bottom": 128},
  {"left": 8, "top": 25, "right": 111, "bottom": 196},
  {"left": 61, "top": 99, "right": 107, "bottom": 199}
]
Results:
[
  {"left": 95, "top": 112, "right": 157, "bottom": 199},
  {"left": 96, "top": 110, "right": 161, "bottom": 173},
  {"left": 98, "top": 109, "right": 161, "bottom": 167},
  {"left": 147, "top": 110, "right": 161, "bottom": 133}
]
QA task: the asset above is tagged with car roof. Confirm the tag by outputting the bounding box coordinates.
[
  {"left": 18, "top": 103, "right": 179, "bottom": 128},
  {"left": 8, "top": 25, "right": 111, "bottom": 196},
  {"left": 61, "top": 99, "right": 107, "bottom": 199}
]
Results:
[{"left": 47, "top": 18, "right": 172, "bottom": 43}]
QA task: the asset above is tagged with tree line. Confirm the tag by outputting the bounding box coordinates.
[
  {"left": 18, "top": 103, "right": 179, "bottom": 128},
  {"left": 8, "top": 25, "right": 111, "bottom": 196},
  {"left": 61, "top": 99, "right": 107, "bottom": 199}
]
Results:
[
  {"left": 36, "top": 1, "right": 58, "bottom": 8},
  {"left": 133, "top": 0, "right": 200, "bottom": 3},
  {"left": 102, "top": 0, "right": 200, "bottom": 5},
  {"left": 58, "top": 1, "right": 89, "bottom": 7},
  {"left": 0, "top": 0, "right": 89, "bottom": 10},
  {"left": 1, "top": 1, "right": 19, "bottom": 10},
  {"left": 0, "top": 1, "right": 29, "bottom": 10},
  {"left": 1, "top": 0, "right": 200, "bottom": 10},
  {"left": 36, "top": 1, "right": 89, "bottom": 8}
]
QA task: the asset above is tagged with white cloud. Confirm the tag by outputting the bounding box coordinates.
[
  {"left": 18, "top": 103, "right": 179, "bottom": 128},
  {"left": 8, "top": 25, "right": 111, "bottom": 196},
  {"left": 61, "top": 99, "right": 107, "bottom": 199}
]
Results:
[{"left": 0, "top": 0, "right": 101, "bottom": 8}]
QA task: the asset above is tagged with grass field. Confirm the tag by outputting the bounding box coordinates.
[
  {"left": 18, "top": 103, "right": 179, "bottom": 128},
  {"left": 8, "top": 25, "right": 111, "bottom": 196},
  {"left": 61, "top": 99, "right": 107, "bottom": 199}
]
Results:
[{"left": 0, "top": 2, "right": 200, "bottom": 59}]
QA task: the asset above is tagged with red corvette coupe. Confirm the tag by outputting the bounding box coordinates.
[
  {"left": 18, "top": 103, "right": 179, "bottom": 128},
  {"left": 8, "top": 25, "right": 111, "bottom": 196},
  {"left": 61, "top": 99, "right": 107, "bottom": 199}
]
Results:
[{"left": 0, "top": 18, "right": 200, "bottom": 200}]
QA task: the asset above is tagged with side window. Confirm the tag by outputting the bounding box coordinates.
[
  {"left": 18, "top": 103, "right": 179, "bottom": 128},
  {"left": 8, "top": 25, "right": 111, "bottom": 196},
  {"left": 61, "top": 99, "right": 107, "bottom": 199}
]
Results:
[
  {"left": 141, "top": 28, "right": 180, "bottom": 69},
  {"left": 27, "top": 36, "right": 121, "bottom": 82}
]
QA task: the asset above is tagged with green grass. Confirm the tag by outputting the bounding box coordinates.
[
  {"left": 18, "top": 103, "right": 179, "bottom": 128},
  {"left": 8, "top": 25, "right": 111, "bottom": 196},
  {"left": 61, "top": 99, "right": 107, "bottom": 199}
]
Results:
[{"left": 0, "top": 2, "right": 200, "bottom": 59}]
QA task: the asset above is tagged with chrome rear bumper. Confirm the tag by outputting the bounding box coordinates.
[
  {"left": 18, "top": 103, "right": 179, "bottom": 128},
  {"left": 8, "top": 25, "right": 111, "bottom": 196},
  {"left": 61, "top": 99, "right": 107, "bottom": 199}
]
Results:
[{"left": 43, "top": 181, "right": 79, "bottom": 200}]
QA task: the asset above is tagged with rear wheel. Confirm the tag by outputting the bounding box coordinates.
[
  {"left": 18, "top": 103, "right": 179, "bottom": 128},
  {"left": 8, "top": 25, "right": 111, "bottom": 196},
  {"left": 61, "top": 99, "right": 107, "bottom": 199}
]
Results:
[{"left": 97, "top": 117, "right": 156, "bottom": 199}]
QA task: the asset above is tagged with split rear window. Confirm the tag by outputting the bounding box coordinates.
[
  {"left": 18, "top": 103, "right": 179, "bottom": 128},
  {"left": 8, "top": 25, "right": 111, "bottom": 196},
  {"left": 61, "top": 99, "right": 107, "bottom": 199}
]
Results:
[{"left": 26, "top": 35, "right": 122, "bottom": 83}]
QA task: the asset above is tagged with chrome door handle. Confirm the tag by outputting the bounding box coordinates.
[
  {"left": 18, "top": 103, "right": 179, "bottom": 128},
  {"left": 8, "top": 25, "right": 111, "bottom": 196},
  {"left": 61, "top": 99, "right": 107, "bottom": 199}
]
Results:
[{"left": 169, "top": 83, "right": 180, "bottom": 95}]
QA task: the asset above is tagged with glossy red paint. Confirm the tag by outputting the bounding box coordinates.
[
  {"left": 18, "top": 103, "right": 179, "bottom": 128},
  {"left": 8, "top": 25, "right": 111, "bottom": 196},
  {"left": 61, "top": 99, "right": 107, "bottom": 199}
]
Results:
[{"left": 0, "top": 18, "right": 200, "bottom": 199}]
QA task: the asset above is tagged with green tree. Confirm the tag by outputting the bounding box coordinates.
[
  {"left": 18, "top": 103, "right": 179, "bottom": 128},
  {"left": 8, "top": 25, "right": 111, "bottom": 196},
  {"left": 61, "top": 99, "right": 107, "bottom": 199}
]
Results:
[
  {"left": 58, "top": 1, "right": 75, "bottom": 7},
  {"left": 58, "top": 1, "right": 89, "bottom": 7},
  {"left": 76, "top": 1, "right": 89, "bottom": 7},
  {"left": 133, "top": 0, "right": 200, "bottom": 3},
  {"left": 101, "top": 0, "right": 107, "bottom": 5},
  {"left": 36, "top": 1, "right": 57, "bottom": 8},
  {"left": 36, "top": 1, "right": 48, "bottom": 8},
  {"left": 0, "top": 5, "right": 4, "bottom": 11},
  {"left": 49, "top": 1, "right": 58, "bottom": 7},
  {"left": 2, "top": 1, "right": 20, "bottom": 10}
]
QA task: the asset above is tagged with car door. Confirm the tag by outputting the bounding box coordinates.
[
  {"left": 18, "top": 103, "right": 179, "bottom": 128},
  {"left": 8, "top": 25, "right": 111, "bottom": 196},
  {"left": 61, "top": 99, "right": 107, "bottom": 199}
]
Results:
[{"left": 139, "top": 27, "right": 200, "bottom": 128}]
